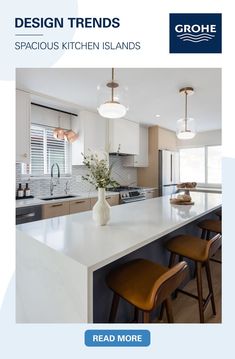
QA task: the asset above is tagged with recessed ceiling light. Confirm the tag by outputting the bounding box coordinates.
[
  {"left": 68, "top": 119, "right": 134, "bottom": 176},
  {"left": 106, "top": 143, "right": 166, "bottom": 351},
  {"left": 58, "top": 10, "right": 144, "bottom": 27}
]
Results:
[{"left": 155, "top": 114, "right": 160, "bottom": 118}]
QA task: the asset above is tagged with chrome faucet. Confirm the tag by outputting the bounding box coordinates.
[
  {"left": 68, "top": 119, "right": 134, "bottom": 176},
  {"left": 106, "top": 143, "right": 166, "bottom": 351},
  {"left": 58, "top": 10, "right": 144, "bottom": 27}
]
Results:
[
  {"left": 50, "top": 163, "right": 60, "bottom": 196},
  {"left": 51, "top": 163, "right": 60, "bottom": 179}
]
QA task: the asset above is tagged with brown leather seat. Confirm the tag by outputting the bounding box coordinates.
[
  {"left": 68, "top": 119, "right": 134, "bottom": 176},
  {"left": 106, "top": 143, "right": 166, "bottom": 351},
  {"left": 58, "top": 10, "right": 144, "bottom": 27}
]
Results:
[
  {"left": 106, "top": 258, "right": 188, "bottom": 323},
  {"left": 166, "top": 233, "right": 221, "bottom": 323},
  {"left": 198, "top": 219, "right": 221, "bottom": 235},
  {"left": 167, "top": 234, "right": 215, "bottom": 262}
]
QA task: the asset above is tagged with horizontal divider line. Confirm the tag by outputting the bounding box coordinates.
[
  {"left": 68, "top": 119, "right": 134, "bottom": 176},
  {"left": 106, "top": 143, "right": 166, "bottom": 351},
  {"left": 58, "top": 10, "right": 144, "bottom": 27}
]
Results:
[{"left": 15, "top": 34, "right": 44, "bottom": 36}]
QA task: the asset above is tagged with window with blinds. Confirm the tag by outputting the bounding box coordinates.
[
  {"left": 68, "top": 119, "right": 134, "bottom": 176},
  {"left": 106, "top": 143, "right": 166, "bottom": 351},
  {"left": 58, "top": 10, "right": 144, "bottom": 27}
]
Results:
[{"left": 30, "top": 124, "right": 72, "bottom": 176}]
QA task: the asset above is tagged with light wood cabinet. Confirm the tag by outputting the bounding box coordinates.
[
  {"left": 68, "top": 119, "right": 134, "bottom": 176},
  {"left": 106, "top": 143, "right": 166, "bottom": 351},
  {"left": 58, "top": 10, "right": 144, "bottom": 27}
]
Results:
[
  {"left": 42, "top": 202, "right": 70, "bottom": 219},
  {"left": 109, "top": 118, "right": 140, "bottom": 155},
  {"left": 138, "top": 126, "right": 177, "bottom": 188},
  {"left": 105, "top": 195, "right": 119, "bottom": 206},
  {"left": 137, "top": 126, "right": 159, "bottom": 188},
  {"left": 69, "top": 198, "right": 90, "bottom": 214},
  {"left": 90, "top": 194, "right": 119, "bottom": 208},
  {"left": 16, "top": 89, "right": 31, "bottom": 164},
  {"left": 123, "top": 126, "right": 148, "bottom": 167},
  {"left": 42, "top": 194, "right": 120, "bottom": 219},
  {"left": 158, "top": 127, "right": 177, "bottom": 151}
]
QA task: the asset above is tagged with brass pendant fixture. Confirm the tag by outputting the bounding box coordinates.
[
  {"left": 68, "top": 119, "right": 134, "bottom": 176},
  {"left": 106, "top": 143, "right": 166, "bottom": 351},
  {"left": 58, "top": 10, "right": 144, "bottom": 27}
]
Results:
[
  {"left": 97, "top": 68, "right": 128, "bottom": 119},
  {"left": 53, "top": 115, "right": 78, "bottom": 143},
  {"left": 176, "top": 87, "right": 196, "bottom": 140}
]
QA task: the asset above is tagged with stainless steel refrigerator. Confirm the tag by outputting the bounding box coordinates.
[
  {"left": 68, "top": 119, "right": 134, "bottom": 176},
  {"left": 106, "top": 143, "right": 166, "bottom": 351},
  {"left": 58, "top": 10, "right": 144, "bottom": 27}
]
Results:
[{"left": 159, "top": 149, "right": 180, "bottom": 196}]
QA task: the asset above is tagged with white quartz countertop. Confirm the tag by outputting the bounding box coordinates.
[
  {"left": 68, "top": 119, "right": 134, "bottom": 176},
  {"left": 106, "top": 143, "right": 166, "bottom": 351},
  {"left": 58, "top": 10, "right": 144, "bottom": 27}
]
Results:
[
  {"left": 15, "top": 191, "right": 119, "bottom": 208},
  {"left": 16, "top": 192, "right": 221, "bottom": 271},
  {"left": 179, "top": 187, "right": 222, "bottom": 193},
  {"left": 141, "top": 187, "right": 159, "bottom": 191},
  {"left": 16, "top": 192, "right": 221, "bottom": 324}
]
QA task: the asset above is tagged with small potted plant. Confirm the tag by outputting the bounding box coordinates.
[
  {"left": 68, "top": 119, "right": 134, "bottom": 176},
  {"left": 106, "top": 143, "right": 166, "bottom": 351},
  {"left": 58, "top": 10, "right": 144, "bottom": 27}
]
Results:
[{"left": 82, "top": 152, "right": 118, "bottom": 225}]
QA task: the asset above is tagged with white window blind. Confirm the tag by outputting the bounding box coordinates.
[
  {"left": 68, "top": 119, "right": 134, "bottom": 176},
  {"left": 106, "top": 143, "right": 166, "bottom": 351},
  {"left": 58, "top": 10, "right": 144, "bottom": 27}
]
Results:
[{"left": 30, "top": 124, "right": 72, "bottom": 176}]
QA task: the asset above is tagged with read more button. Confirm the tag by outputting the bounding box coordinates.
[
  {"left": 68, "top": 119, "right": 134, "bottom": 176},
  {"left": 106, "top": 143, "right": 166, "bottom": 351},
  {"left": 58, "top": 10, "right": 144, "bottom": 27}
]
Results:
[{"left": 85, "top": 330, "right": 150, "bottom": 347}]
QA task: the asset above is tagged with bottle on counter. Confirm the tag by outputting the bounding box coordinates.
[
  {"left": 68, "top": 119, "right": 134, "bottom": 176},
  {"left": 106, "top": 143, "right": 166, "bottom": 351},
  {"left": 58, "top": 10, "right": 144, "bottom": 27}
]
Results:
[
  {"left": 17, "top": 183, "right": 24, "bottom": 198},
  {"left": 24, "top": 183, "right": 31, "bottom": 197}
]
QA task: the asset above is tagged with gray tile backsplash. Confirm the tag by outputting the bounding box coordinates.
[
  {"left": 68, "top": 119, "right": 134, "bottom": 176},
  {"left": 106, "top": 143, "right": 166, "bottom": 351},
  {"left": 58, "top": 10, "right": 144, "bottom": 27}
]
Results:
[{"left": 16, "top": 155, "right": 137, "bottom": 197}]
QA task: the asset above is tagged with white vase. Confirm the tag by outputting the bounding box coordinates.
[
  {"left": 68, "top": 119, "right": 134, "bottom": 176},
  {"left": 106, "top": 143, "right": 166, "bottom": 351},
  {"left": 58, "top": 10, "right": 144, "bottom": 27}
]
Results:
[{"left": 92, "top": 188, "right": 111, "bottom": 226}]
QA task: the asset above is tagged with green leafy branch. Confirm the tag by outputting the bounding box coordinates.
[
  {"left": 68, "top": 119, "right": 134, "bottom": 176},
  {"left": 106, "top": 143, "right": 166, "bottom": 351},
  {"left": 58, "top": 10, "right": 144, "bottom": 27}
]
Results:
[{"left": 82, "top": 152, "right": 119, "bottom": 189}]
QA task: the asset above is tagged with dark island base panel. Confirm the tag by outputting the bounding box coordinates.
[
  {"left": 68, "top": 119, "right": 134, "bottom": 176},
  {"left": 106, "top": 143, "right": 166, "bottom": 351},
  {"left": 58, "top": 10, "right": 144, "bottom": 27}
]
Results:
[{"left": 93, "top": 210, "right": 220, "bottom": 323}]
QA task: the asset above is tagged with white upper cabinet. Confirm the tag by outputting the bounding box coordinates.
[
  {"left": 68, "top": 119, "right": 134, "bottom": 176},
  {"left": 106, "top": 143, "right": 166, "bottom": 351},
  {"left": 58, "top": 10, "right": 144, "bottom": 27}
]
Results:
[
  {"left": 16, "top": 90, "right": 31, "bottom": 164},
  {"left": 123, "top": 126, "right": 148, "bottom": 167},
  {"left": 72, "top": 110, "right": 108, "bottom": 165},
  {"left": 108, "top": 118, "right": 140, "bottom": 155}
]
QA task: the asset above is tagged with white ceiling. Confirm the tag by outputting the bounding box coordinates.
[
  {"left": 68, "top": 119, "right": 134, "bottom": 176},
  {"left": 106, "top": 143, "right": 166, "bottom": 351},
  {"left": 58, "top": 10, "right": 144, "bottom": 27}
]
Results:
[{"left": 16, "top": 68, "right": 221, "bottom": 132}]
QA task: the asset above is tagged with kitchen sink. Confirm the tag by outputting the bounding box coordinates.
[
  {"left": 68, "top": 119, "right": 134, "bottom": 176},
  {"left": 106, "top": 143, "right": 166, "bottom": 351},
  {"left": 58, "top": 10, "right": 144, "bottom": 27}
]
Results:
[{"left": 41, "top": 195, "right": 78, "bottom": 201}]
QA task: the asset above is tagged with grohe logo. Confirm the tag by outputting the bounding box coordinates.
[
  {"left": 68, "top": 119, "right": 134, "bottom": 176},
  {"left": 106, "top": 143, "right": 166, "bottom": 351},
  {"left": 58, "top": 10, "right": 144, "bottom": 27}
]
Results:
[
  {"left": 176, "top": 24, "right": 216, "bottom": 43},
  {"left": 170, "top": 14, "right": 222, "bottom": 53}
]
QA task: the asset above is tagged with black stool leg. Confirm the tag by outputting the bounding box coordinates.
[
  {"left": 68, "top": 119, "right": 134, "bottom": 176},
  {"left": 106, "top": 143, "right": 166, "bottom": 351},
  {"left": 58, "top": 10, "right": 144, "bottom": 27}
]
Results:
[
  {"left": 158, "top": 303, "right": 164, "bottom": 321},
  {"left": 169, "top": 252, "right": 177, "bottom": 268},
  {"left": 109, "top": 293, "right": 120, "bottom": 323},
  {"left": 165, "top": 297, "right": 174, "bottom": 323},
  {"left": 169, "top": 253, "right": 178, "bottom": 299},
  {"left": 134, "top": 306, "right": 139, "bottom": 323},
  {"left": 196, "top": 262, "right": 204, "bottom": 323},
  {"left": 205, "top": 261, "right": 216, "bottom": 315},
  {"left": 201, "top": 228, "right": 206, "bottom": 239}
]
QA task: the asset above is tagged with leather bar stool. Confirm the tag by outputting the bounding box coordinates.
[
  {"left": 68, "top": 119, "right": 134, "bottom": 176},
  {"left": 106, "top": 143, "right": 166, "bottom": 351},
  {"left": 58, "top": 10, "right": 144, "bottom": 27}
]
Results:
[
  {"left": 198, "top": 219, "right": 221, "bottom": 240},
  {"left": 106, "top": 259, "right": 188, "bottom": 323},
  {"left": 166, "top": 233, "right": 221, "bottom": 323},
  {"left": 198, "top": 219, "right": 222, "bottom": 263}
]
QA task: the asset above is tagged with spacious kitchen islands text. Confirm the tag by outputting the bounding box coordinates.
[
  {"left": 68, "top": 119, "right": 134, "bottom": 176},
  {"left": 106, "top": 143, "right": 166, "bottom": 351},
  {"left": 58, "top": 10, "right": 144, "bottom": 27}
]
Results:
[{"left": 16, "top": 192, "right": 221, "bottom": 323}]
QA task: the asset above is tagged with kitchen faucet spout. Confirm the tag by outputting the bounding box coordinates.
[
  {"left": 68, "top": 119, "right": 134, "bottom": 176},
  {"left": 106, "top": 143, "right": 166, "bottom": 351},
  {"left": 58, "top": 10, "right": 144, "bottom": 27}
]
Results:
[
  {"left": 50, "top": 163, "right": 61, "bottom": 196},
  {"left": 51, "top": 163, "right": 60, "bottom": 180}
]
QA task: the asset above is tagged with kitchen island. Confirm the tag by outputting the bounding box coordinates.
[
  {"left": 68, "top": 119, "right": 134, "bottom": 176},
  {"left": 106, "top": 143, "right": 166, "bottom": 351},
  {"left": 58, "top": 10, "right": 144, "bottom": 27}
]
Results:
[{"left": 16, "top": 192, "right": 221, "bottom": 323}]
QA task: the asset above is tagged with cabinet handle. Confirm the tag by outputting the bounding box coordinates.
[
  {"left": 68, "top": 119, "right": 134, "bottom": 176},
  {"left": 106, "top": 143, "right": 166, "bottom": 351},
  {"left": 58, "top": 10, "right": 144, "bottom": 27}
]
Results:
[
  {"left": 16, "top": 212, "right": 35, "bottom": 219},
  {"left": 51, "top": 203, "right": 63, "bottom": 208},
  {"left": 105, "top": 196, "right": 111, "bottom": 199},
  {"left": 74, "top": 200, "right": 86, "bottom": 204},
  {"left": 23, "top": 153, "right": 27, "bottom": 158}
]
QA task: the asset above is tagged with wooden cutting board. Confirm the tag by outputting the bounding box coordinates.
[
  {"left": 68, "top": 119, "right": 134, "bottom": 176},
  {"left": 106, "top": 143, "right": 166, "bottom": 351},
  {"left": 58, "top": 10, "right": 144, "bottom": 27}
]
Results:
[{"left": 170, "top": 199, "right": 195, "bottom": 205}]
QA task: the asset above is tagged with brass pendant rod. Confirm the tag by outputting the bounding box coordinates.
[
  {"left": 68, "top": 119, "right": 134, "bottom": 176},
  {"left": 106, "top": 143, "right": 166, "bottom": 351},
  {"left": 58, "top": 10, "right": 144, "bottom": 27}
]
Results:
[
  {"left": 111, "top": 68, "right": 114, "bottom": 102},
  {"left": 185, "top": 90, "right": 188, "bottom": 131}
]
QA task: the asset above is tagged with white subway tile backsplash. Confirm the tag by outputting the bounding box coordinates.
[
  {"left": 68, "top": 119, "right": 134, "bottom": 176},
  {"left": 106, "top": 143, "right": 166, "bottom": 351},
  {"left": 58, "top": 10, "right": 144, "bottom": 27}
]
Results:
[{"left": 16, "top": 156, "right": 137, "bottom": 197}]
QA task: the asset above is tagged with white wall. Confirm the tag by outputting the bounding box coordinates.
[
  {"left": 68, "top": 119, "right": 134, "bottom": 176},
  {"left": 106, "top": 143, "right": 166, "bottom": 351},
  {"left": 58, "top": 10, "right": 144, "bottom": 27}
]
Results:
[{"left": 177, "top": 130, "right": 221, "bottom": 148}]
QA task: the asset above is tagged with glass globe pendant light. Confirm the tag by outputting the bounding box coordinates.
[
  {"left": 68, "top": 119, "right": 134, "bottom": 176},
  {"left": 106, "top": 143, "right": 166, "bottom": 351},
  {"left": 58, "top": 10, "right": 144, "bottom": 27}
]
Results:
[
  {"left": 97, "top": 68, "right": 128, "bottom": 119},
  {"left": 177, "top": 87, "right": 196, "bottom": 140}
]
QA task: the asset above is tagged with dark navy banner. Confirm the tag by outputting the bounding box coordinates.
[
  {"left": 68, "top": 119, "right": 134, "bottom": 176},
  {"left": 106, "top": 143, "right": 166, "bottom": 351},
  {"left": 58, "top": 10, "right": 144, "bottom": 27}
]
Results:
[{"left": 170, "top": 13, "right": 222, "bottom": 53}]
